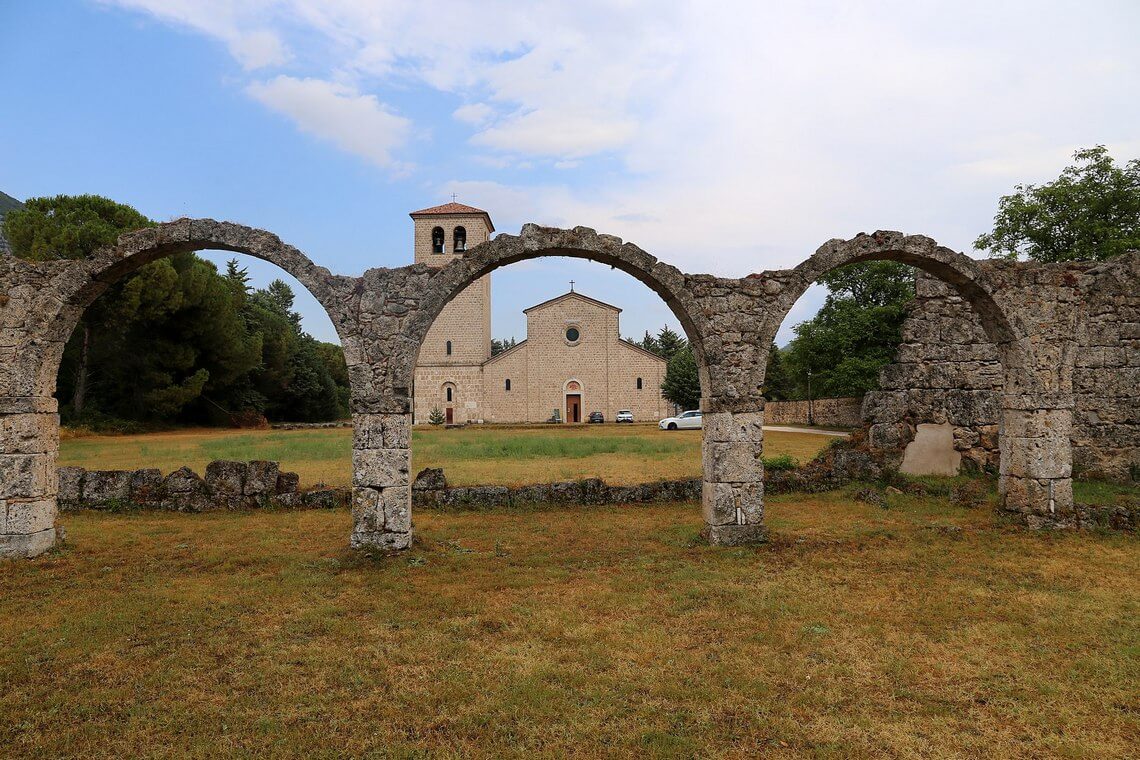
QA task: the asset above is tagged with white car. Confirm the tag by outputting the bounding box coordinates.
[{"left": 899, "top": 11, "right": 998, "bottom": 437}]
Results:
[
  {"left": 659, "top": 410, "right": 702, "bottom": 430},
  {"left": 616, "top": 409, "right": 634, "bottom": 423}
]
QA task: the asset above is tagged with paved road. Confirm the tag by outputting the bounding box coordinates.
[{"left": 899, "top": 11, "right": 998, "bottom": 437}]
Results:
[{"left": 762, "top": 425, "right": 849, "bottom": 437}]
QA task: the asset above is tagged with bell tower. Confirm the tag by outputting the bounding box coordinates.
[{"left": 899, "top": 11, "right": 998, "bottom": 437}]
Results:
[{"left": 410, "top": 201, "right": 494, "bottom": 423}]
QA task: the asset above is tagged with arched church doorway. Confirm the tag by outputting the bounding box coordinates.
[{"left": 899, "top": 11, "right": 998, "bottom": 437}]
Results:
[{"left": 564, "top": 380, "right": 582, "bottom": 423}]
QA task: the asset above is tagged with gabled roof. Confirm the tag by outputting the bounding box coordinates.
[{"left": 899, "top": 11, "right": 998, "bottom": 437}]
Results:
[
  {"left": 523, "top": 291, "right": 621, "bottom": 315},
  {"left": 409, "top": 202, "right": 494, "bottom": 232}
]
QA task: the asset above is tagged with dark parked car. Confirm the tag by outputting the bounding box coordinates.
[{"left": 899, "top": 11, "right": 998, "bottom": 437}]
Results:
[{"left": 587, "top": 411, "right": 605, "bottom": 423}]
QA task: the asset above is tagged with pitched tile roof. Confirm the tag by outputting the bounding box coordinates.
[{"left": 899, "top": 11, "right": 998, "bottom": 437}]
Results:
[{"left": 409, "top": 202, "right": 495, "bottom": 232}]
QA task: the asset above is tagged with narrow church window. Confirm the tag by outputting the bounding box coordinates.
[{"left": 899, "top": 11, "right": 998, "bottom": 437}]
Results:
[
  {"left": 637, "top": 377, "right": 643, "bottom": 389},
  {"left": 446, "top": 340, "right": 452, "bottom": 355},
  {"left": 446, "top": 386, "right": 453, "bottom": 402},
  {"left": 454, "top": 226, "right": 467, "bottom": 252},
  {"left": 505, "top": 379, "right": 511, "bottom": 391},
  {"left": 432, "top": 226, "right": 445, "bottom": 253}
]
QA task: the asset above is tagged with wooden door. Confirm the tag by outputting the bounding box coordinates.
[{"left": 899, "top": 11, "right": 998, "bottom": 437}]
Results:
[
  {"left": 566, "top": 394, "right": 581, "bottom": 423},
  {"left": 445, "top": 407, "right": 454, "bottom": 424}
]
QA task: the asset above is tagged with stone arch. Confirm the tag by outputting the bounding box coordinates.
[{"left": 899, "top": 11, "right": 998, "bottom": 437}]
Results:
[
  {"left": 398, "top": 225, "right": 715, "bottom": 395},
  {"left": 753, "top": 231, "right": 1071, "bottom": 523},
  {"left": 1, "top": 219, "right": 362, "bottom": 558},
  {"left": 755, "top": 231, "right": 1020, "bottom": 353},
  {"left": 349, "top": 224, "right": 742, "bottom": 552}
]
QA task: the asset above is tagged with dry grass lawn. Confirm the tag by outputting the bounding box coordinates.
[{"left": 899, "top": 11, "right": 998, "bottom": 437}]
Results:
[
  {"left": 58, "top": 424, "right": 833, "bottom": 487},
  {"left": 3, "top": 489, "right": 1137, "bottom": 758}
]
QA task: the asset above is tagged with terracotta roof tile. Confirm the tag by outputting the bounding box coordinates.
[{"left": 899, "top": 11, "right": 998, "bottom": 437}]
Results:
[{"left": 409, "top": 202, "right": 494, "bottom": 232}]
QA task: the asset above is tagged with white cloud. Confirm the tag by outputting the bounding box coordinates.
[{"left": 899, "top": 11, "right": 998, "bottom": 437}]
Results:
[
  {"left": 104, "top": 0, "right": 1140, "bottom": 276},
  {"left": 99, "top": 0, "right": 288, "bottom": 69},
  {"left": 452, "top": 103, "right": 494, "bottom": 126},
  {"left": 246, "top": 76, "right": 411, "bottom": 170}
]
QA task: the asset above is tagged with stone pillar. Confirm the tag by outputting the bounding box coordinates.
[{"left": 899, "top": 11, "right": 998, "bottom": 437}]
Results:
[
  {"left": 350, "top": 412, "right": 413, "bottom": 550},
  {"left": 0, "top": 397, "right": 60, "bottom": 558},
  {"left": 998, "top": 400, "right": 1075, "bottom": 528},
  {"left": 701, "top": 402, "right": 768, "bottom": 545}
]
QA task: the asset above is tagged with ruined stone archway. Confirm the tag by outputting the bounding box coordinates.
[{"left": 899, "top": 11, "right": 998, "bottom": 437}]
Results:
[
  {"left": 751, "top": 231, "right": 1078, "bottom": 525},
  {"left": 347, "top": 224, "right": 776, "bottom": 551},
  {"left": 2, "top": 219, "right": 1099, "bottom": 559},
  {"left": 0, "top": 220, "right": 363, "bottom": 558}
]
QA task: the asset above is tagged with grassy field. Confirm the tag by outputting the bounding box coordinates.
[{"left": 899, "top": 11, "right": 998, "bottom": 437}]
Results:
[
  {"left": 3, "top": 489, "right": 1137, "bottom": 757},
  {"left": 58, "top": 424, "right": 834, "bottom": 487}
]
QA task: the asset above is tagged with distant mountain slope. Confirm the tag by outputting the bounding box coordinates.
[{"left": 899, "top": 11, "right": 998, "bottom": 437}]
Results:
[{"left": 0, "top": 191, "right": 25, "bottom": 256}]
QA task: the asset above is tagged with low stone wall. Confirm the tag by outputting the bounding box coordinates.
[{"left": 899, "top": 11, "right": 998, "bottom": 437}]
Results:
[
  {"left": 411, "top": 467, "right": 700, "bottom": 509},
  {"left": 763, "top": 397, "right": 863, "bottom": 428},
  {"left": 58, "top": 461, "right": 348, "bottom": 512},
  {"left": 270, "top": 421, "right": 352, "bottom": 430}
]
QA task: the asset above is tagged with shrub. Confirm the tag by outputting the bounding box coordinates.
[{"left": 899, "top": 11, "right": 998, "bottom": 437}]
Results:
[
  {"left": 428, "top": 408, "right": 445, "bottom": 426},
  {"left": 762, "top": 454, "right": 798, "bottom": 472}
]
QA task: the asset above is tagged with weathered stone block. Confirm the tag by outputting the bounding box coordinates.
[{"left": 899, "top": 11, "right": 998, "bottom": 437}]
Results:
[
  {"left": 382, "top": 486, "right": 411, "bottom": 532},
  {"left": 275, "top": 471, "right": 300, "bottom": 494},
  {"left": 3, "top": 498, "right": 56, "bottom": 533},
  {"left": 0, "top": 412, "right": 58, "bottom": 454},
  {"left": 0, "top": 527, "right": 56, "bottom": 559},
  {"left": 82, "top": 470, "right": 132, "bottom": 506},
  {"left": 412, "top": 467, "right": 446, "bottom": 491},
  {"left": 352, "top": 448, "right": 410, "bottom": 487},
  {"left": 703, "top": 522, "right": 768, "bottom": 546},
  {"left": 701, "top": 481, "right": 736, "bottom": 526},
  {"left": 205, "top": 460, "right": 246, "bottom": 497},
  {"left": 351, "top": 486, "right": 383, "bottom": 533},
  {"left": 244, "top": 460, "right": 279, "bottom": 496},
  {"left": 999, "top": 437, "right": 1072, "bottom": 479},
  {"left": 350, "top": 529, "right": 412, "bottom": 551},
  {"left": 353, "top": 413, "right": 410, "bottom": 450},
  {"left": 0, "top": 453, "right": 56, "bottom": 499},
  {"left": 1000, "top": 408, "right": 1073, "bottom": 439},
  {"left": 702, "top": 441, "right": 763, "bottom": 483},
  {"left": 58, "top": 466, "right": 84, "bottom": 502},
  {"left": 164, "top": 466, "right": 204, "bottom": 494},
  {"left": 130, "top": 469, "right": 164, "bottom": 502},
  {"left": 703, "top": 411, "right": 764, "bottom": 443},
  {"left": 1000, "top": 475, "right": 1071, "bottom": 515}
]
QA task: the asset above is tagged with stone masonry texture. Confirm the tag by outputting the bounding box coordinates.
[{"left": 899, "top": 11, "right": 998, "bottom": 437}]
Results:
[
  {"left": 864, "top": 254, "right": 1139, "bottom": 483},
  {"left": 1, "top": 218, "right": 1134, "bottom": 558}
]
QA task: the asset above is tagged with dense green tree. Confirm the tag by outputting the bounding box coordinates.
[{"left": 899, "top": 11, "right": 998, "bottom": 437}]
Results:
[
  {"left": 661, "top": 345, "right": 701, "bottom": 410},
  {"left": 654, "top": 326, "right": 687, "bottom": 360},
  {"left": 2, "top": 194, "right": 152, "bottom": 262},
  {"left": 626, "top": 326, "right": 687, "bottom": 360},
  {"left": 5, "top": 195, "right": 350, "bottom": 426},
  {"left": 762, "top": 344, "right": 795, "bottom": 401},
  {"left": 975, "top": 145, "right": 1140, "bottom": 262},
  {"left": 780, "top": 262, "right": 914, "bottom": 399}
]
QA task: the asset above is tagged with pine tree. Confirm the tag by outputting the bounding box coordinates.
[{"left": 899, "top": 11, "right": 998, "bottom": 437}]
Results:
[
  {"left": 655, "top": 326, "right": 687, "bottom": 360},
  {"left": 429, "top": 407, "right": 445, "bottom": 425},
  {"left": 662, "top": 346, "right": 701, "bottom": 410}
]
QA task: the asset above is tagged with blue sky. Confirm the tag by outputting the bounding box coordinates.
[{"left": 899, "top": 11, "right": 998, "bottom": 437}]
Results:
[{"left": 3, "top": 1, "right": 1138, "bottom": 346}]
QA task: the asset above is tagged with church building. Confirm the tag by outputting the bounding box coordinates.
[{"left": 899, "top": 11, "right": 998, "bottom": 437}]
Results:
[{"left": 410, "top": 202, "right": 669, "bottom": 424}]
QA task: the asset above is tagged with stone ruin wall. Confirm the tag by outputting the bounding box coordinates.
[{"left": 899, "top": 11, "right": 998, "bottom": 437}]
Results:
[
  {"left": 864, "top": 261, "right": 1140, "bottom": 481},
  {"left": 764, "top": 397, "right": 863, "bottom": 428}
]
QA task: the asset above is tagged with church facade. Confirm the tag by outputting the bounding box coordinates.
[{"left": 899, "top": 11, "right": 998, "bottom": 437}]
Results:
[{"left": 410, "top": 202, "right": 670, "bottom": 425}]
